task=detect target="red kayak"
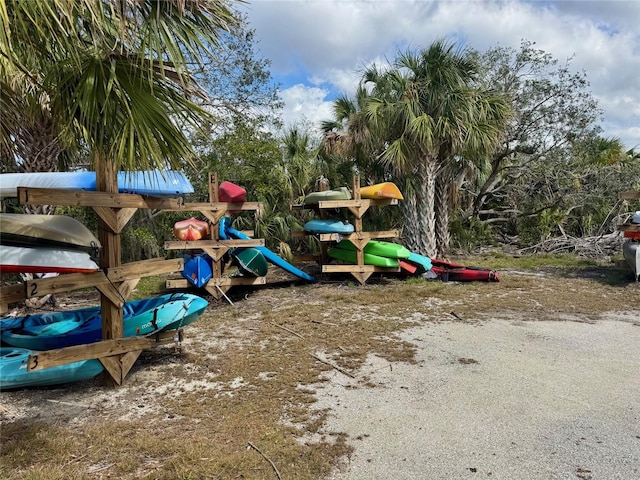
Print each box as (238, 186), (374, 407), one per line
(219, 181), (247, 203)
(173, 217), (210, 241)
(430, 258), (499, 282)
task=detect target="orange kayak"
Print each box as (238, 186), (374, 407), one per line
(173, 217), (210, 241)
(360, 182), (404, 200)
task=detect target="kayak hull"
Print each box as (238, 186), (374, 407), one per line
(304, 219), (355, 235)
(0, 293), (208, 350)
(328, 247), (400, 267)
(1, 347), (104, 390)
(219, 181), (247, 203)
(0, 170), (194, 198)
(304, 187), (351, 204)
(430, 259), (499, 282)
(182, 255), (213, 287)
(335, 240), (410, 259)
(173, 217), (210, 241)
(0, 214), (101, 254)
(360, 182), (404, 200)
(233, 248), (268, 277)
(0, 245), (100, 274)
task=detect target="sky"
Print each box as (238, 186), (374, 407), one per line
(239, 0), (640, 150)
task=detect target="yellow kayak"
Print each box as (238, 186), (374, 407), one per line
(360, 182), (404, 200)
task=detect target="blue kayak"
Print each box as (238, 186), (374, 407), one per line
(0, 293), (208, 351)
(0, 347), (104, 390)
(0, 170), (194, 198)
(219, 217), (315, 282)
(304, 218), (354, 235)
(182, 254), (213, 288)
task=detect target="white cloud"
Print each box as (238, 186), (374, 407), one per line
(243, 0), (640, 148)
(278, 84), (334, 133)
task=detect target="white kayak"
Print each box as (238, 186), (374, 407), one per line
(0, 245), (100, 274)
(622, 240), (639, 281)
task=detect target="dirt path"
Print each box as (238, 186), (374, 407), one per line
(320, 314), (640, 480)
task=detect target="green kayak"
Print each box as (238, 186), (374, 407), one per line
(335, 240), (410, 259)
(304, 187), (351, 204)
(328, 247), (399, 267)
(233, 248), (268, 277)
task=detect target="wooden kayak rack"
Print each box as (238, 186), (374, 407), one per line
(163, 172), (267, 300)
(292, 175), (401, 284)
(618, 190), (640, 234)
(0, 179), (202, 385)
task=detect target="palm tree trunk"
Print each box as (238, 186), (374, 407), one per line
(407, 155), (437, 257)
(435, 175), (450, 258)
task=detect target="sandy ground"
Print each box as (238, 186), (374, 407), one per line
(318, 314), (640, 480)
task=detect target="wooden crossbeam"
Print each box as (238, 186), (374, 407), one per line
(164, 239), (265, 250)
(618, 224), (640, 232)
(27, 329), (182, 373)
(619, 191), (640, 200)
(17, 187), (183, 209)
(0, 258), (183, 305)
(161, 201), (263, 212)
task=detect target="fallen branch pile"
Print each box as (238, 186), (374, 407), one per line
(517, 232), (625, 258)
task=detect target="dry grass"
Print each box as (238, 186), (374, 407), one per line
(1, 256), (638, 479)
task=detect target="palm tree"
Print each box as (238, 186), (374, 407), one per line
(1, 0), (236, 175)
(1, 0), (237, 340)
(361, 40), (510, 257)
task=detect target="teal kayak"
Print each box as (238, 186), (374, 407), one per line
(335, 240), (410, 259)
(0, 293), (209, 351)
(405, 252), (433, 273)
(304, 219), (354, 234)
(0, 347), (104, 390)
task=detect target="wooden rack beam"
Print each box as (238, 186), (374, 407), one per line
(619, 191), (640, 200)
(18, 187), (183, 210)
(27, 329), (182, 385)
(1, 258), (182, 307)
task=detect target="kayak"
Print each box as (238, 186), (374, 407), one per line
(0, 170), (194, 198)
(430, 259), (499, 282)
(181, 254), (213, 287)
(0, 347), (104, 390)
(398, 259), (418, 274)
(219, 181), (247, 203)
(304, 219), (354, 235)
(335, 240), (411, 259)
(0, 213), (101, 254)
(219, 217), (315, 282)
(232, 248), (268, 277)
(0, 244), (100, 274)
(173, 217), (210, 241)
(304, 187), (351, 204)
(327, 247), (400, 268)
(360, 182), (404, 200)
(622, 240), (639, 281)
(405, 252), (433, 273)
(0, 293), (208, 350)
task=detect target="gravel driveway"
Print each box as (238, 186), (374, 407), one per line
(319, 314), (640, 480)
